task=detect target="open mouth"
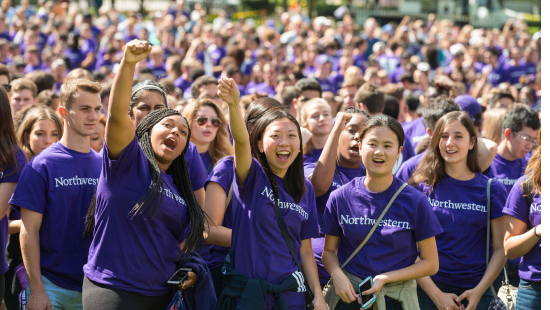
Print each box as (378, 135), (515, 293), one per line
(445, 150), (458, 155)
(350, 145), (360, 156)
(276, 151), (290, 162)
(372, 158), (385, 165)
(164, 137), (177, 152)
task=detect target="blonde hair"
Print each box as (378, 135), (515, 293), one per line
(300, 98), (332, 154)
(182, 99), (233, 166)
(482, 108), (507, 144)
(60, 79), (102, 110)
(16, 105), (63, 160)
(344, 66), (363, 80)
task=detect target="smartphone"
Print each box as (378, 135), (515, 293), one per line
(167, 268), (192, 286)
(358, 276), (376, 309)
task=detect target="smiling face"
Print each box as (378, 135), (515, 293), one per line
(131, 90), (167, 127)
(190, 105), (220, 149)
(304, 102), (332, 136)
(359, 126), (402, 178)
(28, 119), (59, 156)
(150, 115), (189, 169)
(438, 120), (475, 166)
(90, 121), (105, 153)
(258, 118), (301, 178)
(338, 113), (368, 167)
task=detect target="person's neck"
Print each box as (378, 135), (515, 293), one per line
(337, 153), (361, 169)
(194, 141), (210, 154)
(182, 72), (190, 81)
(498, 140), (519, 161)
(60, 126), (91, 153)
(444, 161), (475, 181)
(310, 133), (329, 149)
(315, 71), (328, 79)
(268, 163), (287, 179)
(405, 111), (418, 122)
(364, 172), (393, 193)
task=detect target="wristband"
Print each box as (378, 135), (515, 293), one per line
(534, 226), (541, 238)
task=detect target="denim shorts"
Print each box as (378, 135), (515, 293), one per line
(516, 279), (541, 310)
(25, 275), (82, 310)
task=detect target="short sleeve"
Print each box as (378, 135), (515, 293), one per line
(320, 190), (344, 237)
(396, 159), (416, 182)
(9, 166), (48, 214)
(303, 163), (316, 180)
(489, 179), (507, 220)
(236, 158), (261, 192)
(503, 180), (529, 223)
(185, 143), (207, 191)
(205, 157), (233, 195)
(300, 184), (319, 240)
(1, 149), (28, 183)
(103, 136), (142, 180)
(413, 194), (443, 241)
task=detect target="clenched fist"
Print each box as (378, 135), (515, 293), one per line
(123, 40), (152, 65)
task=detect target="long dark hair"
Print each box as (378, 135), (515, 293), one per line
(409, 111), (479, 188)
(249, 107), (306, 203)
(84, 109), (207, 259)
(244, 97), (284, 131)
(0, 85), (18, 177)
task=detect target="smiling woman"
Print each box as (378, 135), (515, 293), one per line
(81, 40), (208, 310)
(15, 105), (63, 160)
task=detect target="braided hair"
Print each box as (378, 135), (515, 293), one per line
(85, 108), (206, 259)
(248, 108), (306, 203)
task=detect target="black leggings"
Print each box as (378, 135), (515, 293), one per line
(82, 276), (172, 310)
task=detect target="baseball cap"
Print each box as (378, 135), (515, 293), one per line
(455, 95), (482, 122)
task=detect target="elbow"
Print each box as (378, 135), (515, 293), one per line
(428, 259), (439, 276)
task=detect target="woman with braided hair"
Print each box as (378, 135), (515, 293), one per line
(81, 40), (207, 309)
(216, 76), (328, 310)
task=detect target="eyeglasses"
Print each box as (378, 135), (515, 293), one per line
(195, 116), (221, 128)
(513, 131), (537, 146)
(2, 84), (11, 92)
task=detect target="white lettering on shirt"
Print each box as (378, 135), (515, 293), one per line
(339, 214), (411, 229)
(530, 203), (541, 213)
(261, 186), (309, 220)
(148, 181), (186, 206)
(428, 198), (487, 213)
(495, 177), (519, 186)
(54, 175), (98, 187)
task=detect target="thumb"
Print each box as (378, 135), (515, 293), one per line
(456, 292), (467, 305)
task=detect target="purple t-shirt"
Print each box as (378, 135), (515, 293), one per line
(402, 117), (428, 150)
(209, 46), (226, 66)
(84, 137), (191, 296)
(185, 142), (207, 191)
(174, 76), (192, 94)
(303, 163), (365, 284)
(200, 151), (213, 175)
(395, 152), (424, 182)
(499, 63), (528, 85)
(0, 149), (27, 275)
(246, 82), (276, 97)
(94, 58), (114, 73)
(488, 154), (529, 194)
(315, 77), (334, 93)
(204, 156), (235, 269)
(24, 63), (42, 74)
(231, 159), (318, 309)
(147, 61), (167, 80)
(10, 143), (101, 291)
(329, 73), (344, 92)
(378, 54), (401, 74)
(414, 173), (507, 288)
(502, 175), (540, 281)
(64, 47), (85, 70)
(303, 148), (323, 165)
(389, 66), (406, 84)
(321, 177), (442, 279)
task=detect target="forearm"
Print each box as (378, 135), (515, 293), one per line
(108, 61), (136, 120)
(322, 249), (343, 278)
(82, 53), (95, 67)
(505, 227), (540, 260)
(381, 257), (438, 285)
(8, 220), (21, 235)
(228, 104), (249, 147)
(311, 128), (342, 196)
(300, 241), (323, 296)
(474, 247), (506, 293)
(205, 224), (232, 247)
(20, 226), (44, 293)
(416, 276), (441, 299)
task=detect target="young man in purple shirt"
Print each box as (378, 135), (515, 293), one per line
(310, 54), (334, 93)
(147, 46), (167, 80)
(245, 63), (277, 97)
(10, 79), (103, 310)
(23, 45), (42, 74)
(388, 50), (411, 83)
(329, 56), (352, 93)
(174, 58), (201, 94)
(500, 47), (528, 85)
(377, 40), (401, 74)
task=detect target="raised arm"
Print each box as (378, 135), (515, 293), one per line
(218, 77), (251, 186)
(310, 112), (351, 196)
(105, 40), (152, 159)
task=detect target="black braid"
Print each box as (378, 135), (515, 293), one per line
(84, 109), (206, 259)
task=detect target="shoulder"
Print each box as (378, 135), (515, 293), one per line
(330, 177), (362, 201)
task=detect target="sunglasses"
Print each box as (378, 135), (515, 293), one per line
(195, 116), (221, 128)
(2, 84), (11, 92)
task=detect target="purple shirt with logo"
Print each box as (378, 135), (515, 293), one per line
(10, 143), (101, 291)
(321, 176), (442, 279)
(488, 154), (529, 194)
(402, 117), (428, 150)
(502, 175), (540, 281)
(414, 173), (507, 288)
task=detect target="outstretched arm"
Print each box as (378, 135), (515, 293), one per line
(105, 40), (152, 159)
(218, 77), (251, 186)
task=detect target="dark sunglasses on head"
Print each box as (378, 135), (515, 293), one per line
(195, 116), (221, 128)
(2, 84), (11, 92)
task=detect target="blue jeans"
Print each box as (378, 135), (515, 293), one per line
(516, 279), (541, 310)
(210, 265), (226, 299)
(25, 275), (82, 310)
(417, 280), (494, 309)
(335, 298), (403, 310)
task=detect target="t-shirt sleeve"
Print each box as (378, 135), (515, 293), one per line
(413, 194), (443, 241)
(300, 183), (319, 240)
(1, 150), (28, 183)
(205, 158), (233, 195)
(320, 190), (343, 237)
(502, 180), (529, 223)
(185, 144), (207, 191)
(9, 166), (48, 214)
(103, 136), (142, 180)
(396, 160), (415, 182)
(489, 179), (507, 220)
(303, 163), (316, 180)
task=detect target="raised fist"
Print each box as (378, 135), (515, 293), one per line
(123, 40), (152, 65)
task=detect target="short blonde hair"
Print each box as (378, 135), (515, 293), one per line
(60, 79), (102, 110)
(64, 68), (93, 83)
(10, 78), (37, 98)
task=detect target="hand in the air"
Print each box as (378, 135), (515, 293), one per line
(217, 76), (240, 108)
(123, 40), (152, 65)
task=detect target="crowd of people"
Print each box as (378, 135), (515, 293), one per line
(0, 0), (542, 309)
